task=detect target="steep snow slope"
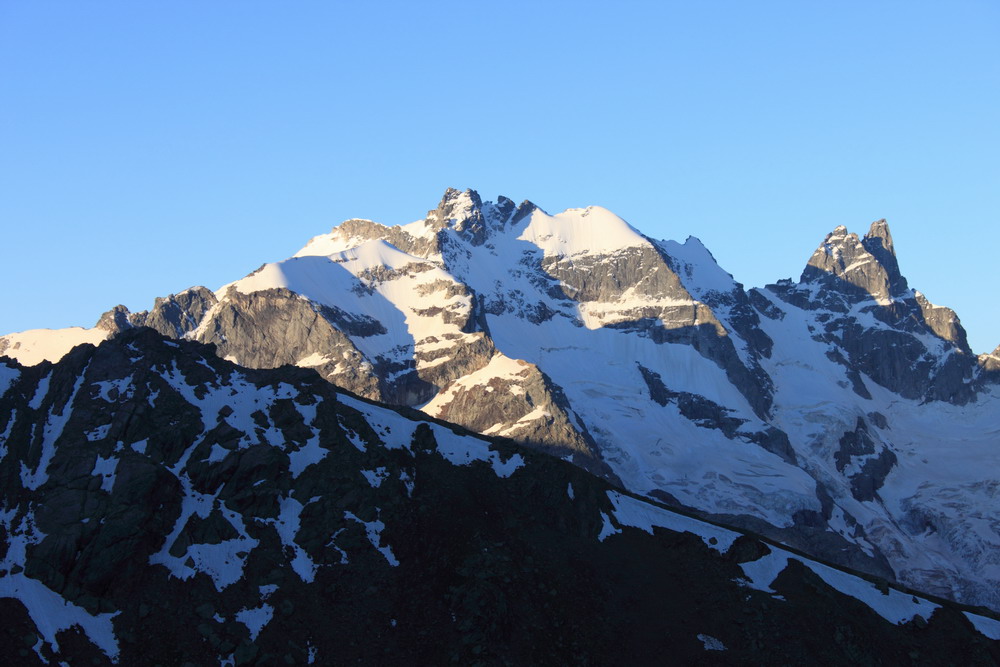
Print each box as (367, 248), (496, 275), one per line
(753, 282), (1000, 607)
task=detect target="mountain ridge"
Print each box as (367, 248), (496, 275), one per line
(4, 187), (1000, 614)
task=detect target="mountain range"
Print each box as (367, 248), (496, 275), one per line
(3, 188), (1000, 663)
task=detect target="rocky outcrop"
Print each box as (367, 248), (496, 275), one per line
(915, 291), (970, 352)
(637, 364), (794, 464)
(770, 220), (979, 405)
(424, 354), (614, 479)
(979, 345), (1000, 373)
(540, 244), (775, 419)
(95, 304), (133, 334)
(130, 286), (218, 338)
(834, 418), (897, 502)
(191, 287), (391, 402)
(96, 288), (219, 338)
(801, 221), (909, 305)
(333, 218), (442, 258)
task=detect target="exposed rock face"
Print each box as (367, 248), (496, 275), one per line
(131, 286), (218, 338)
(97, 288), (220, 338)
(800, 221), (908, 304)
(194, 287), (388, 402)
(915, 291), (970, 352)
(1, 330), (998, 665)
(330, 218), (442, 258)
(979, 345), (1000, 372)
(637, 363), (794, 464)
(423, 354), (614, 478)
(834, 418), (897, 502)
(542, 244), (775, 419)
(768, 219), (979, 405)
(95, 304), (132, 334)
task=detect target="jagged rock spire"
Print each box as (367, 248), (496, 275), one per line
(424, 188), (488, 244)
(862, 219), (907, 297)
(427, 188), (483, 226)
(424, 188), (538, 245)
(801, 220), (908, 302)
(864, 219), (895, 256)
(95, 304), (133, 333)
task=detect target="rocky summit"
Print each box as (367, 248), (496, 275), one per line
(4, 188), (1000, 663)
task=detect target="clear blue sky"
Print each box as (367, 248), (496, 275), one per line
(2, 2), (998, 351)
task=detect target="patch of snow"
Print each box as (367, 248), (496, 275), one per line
(0, 408), (15, 459)
(337, 394), (418, 451)
(92, 377), (132, 403)
(659, 236), (738, 295)
(738, 550), (791, 594)
(92, 454), (118, 493)
(697, 634), (726, 651)
(361, 467), (390, 488)
(296, 352), (334, 368)
(430, 423), (525, 478)
(518, 206), (648, 257)
(182, 509), (257, 591)
(597, 512), (621, 541)
(326, 529), (350, 565)
(421, 353), (532, 417)
(149, 437), (258, 591)
(490, 407), (552, 438)
(235, 603), (274, 641)
(0, 327), (108, 366)
(399, 470), (414, 497)
(262, 496), (318, 583)
(738, 545), (939, 624)
(21, 368), (87, 490)
(288, 434), (326, 478)
(29, 373), (50, 409)
(85, 424), (111, 442)
(964, 612), (1000, 640)
(607, 491), (738, 553)
(345, 511), (399, 567)
(808, 556), (940, 624)
(206, 444), (229, 463)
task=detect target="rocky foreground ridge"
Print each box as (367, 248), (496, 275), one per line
(1, 330), (999, 665)
(4, 188), (1000, 616)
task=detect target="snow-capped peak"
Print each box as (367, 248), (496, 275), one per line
(518, 205), (648, 258)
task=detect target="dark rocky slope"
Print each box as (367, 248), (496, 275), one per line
(1, 330), (999, 665)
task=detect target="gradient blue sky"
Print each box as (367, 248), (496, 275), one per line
(2, 2), (998, 351)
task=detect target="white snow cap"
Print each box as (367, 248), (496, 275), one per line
(518, 206), (648, 257)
